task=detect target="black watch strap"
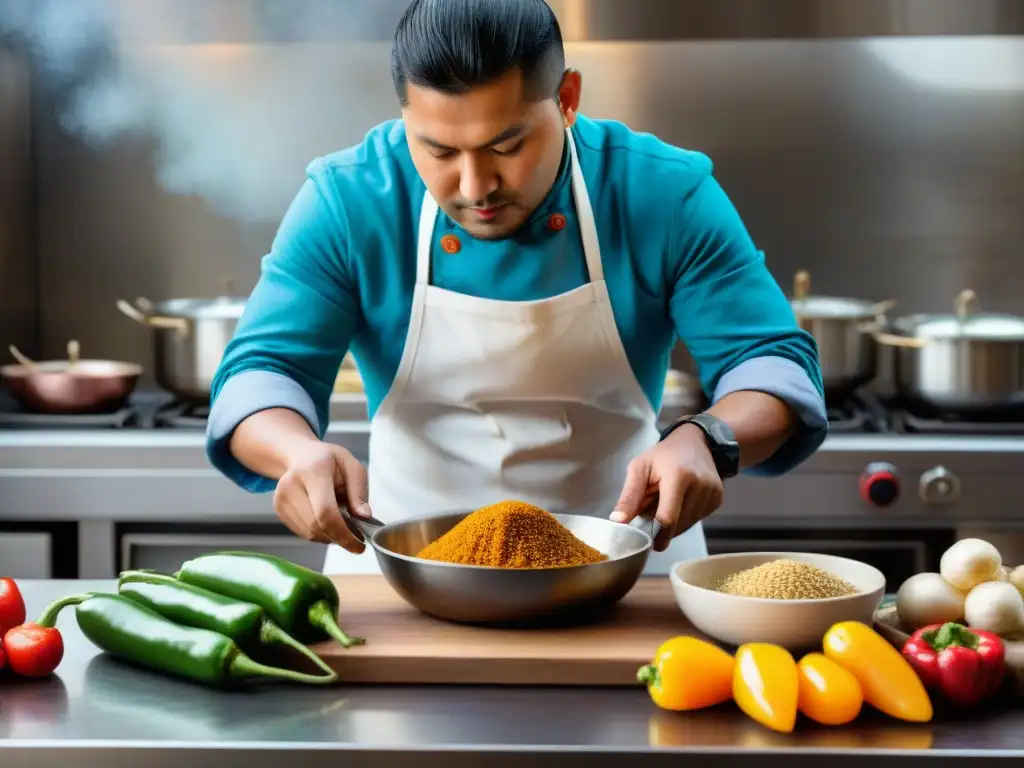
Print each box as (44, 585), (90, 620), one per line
(659, 413), (740, 479)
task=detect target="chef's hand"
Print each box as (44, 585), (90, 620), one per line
(609, 425), (724, 552)
(273, 442), (373, 555)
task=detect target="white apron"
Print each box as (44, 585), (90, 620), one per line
(323, 128), (707, 576)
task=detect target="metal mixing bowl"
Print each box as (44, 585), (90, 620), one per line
(343, 509), (656, 626)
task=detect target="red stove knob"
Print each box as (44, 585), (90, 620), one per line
(860, 462), (900, 507)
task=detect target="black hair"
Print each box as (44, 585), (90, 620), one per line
(391, 0), (565, 105)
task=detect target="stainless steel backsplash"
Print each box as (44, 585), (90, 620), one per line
(1, 5), (1021, 383)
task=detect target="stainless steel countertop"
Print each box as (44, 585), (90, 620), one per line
(3, 580), (1024, 768)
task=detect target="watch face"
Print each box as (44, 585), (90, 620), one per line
(696, 415), (739, 478)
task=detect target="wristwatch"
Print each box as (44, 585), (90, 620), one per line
(659, 413), (740, 480)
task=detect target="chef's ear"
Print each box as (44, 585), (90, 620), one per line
(556, 68), (582, 127)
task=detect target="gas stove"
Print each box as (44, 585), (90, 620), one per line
(0, 391), (204, 430)
(0, 390), (371, 430)
(1, 386), (1023, 585)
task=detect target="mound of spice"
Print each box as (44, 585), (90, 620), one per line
(416, 500), (608, 569)
(712, 559), (857, 600)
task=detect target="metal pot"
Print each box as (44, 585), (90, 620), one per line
(789, 270), (896, 398)
(1, 340), (142, 414)
(875, 289), (1024, 413)
(117, 296), (246, 403)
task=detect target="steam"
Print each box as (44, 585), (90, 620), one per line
(0, 0), (406, 222)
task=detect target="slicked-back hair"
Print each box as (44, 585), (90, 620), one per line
(392, 0), (566, 105)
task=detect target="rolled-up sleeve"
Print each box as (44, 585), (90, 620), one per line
(206, 171), (360, 493)
(669, 175), (827, 476)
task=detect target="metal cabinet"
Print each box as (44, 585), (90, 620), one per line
(119, 533), (327, 574)
(0, 532), (53, 578)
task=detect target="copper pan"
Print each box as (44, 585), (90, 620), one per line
(1, 340), (143, 414)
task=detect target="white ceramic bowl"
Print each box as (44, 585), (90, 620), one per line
(669, 551), (886, 651)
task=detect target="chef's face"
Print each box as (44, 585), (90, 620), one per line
(403, 68), (582, 240)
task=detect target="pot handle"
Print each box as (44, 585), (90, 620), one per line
(955, 289), (978, 321)
(793, 269), (811, 300)
(873, 331), (929, 348)
(116, 299), (190, 335)
(870, 299), (898, 315)
(339, 505), (387, 547)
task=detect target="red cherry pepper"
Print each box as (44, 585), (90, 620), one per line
(0, 638), (6, 671)
(0, 577), (27, 636)
(2, 594), (75, 678)
(902, 622), (1005, 708)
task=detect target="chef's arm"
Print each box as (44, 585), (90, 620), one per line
(206, 176), (358, 492)
(669, 176), (827, 476)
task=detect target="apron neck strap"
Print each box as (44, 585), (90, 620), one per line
(565, 126), (604, 283)
(414, 126), (604, 286)
(416, 192), (440, 286)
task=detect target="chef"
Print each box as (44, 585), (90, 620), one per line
(205, 0), (827, 575)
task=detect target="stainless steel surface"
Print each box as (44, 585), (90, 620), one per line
(0, 533), (52, 578)
(884, 290), (1024, 411)
(117, 297), (246, 402)
(347, 510), (654, 625)
(13, 0), (1024, 44)
(548, 0), (1024, 39)
(2, 579), (1024, 768)
(0, 43), (35, 360)
(121, 532), (326, 574)
(1, 339), (143, 413)
(789, 269), (893, 396)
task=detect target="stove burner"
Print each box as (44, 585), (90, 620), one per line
(826, 390), (890, 434)
(897, 409), (1024, 436)
(0, 390), (138, 429)
(153, 401), (210, 430)
(0, 404), (138, 429)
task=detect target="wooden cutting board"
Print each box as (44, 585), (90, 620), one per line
(306, 575), (702, 685)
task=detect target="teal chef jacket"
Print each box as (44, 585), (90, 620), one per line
(207, 114), (827, 493)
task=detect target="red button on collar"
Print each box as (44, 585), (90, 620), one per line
(548, 213), (567, 232)
(440, 234), (461, 254)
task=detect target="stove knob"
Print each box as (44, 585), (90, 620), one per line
(919, 466), (962, 505)
(860, 462), (900, 507)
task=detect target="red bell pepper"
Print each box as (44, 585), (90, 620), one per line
(0, 577), (26, 636)
(901, 622), (1005, 708)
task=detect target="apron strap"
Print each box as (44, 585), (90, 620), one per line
(566, 128), (605, 283)
(416, 191), (439, 286)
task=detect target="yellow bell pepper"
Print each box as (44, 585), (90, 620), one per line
(637, 636), (735, 711)
(822, 621), (933, 723)
(797, 652), (864, 726)
(733, 643), (799, 733)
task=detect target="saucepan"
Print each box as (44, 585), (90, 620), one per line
(340, 507), (658, 626)
(117, 295), (247, 403)
(788, 270), (896, 398)
(1, 340), (143, 414)
(874, 288), (1024, 413)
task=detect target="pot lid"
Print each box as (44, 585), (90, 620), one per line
(154, 297), (247, 320)
(788, 270), (890, 319)
(893, 289), (1024, 341)
(899, 313), (1024, 340)
(791, 295), (881, 319)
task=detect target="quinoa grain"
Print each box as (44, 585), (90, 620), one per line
(712, 559), (857, 600)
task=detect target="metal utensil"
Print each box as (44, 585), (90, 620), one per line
(340, 508), (657, 626)
(875, 288), (1024, 413)
(789, 270), (896, 398)
(1, 340), (143, 414)
(117, 295), (246, 403)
